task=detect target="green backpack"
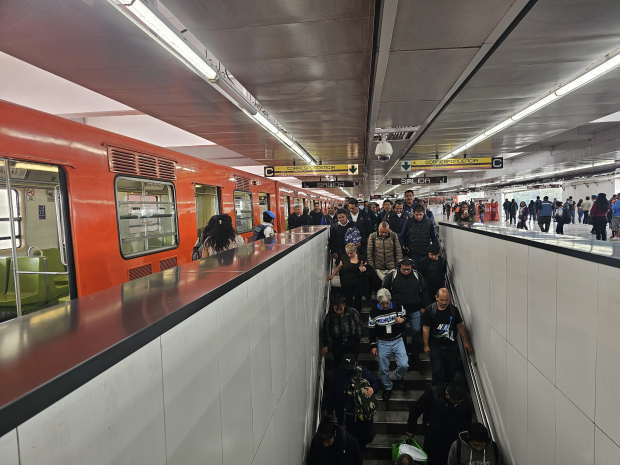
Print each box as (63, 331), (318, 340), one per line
(345, 366), (379, 421)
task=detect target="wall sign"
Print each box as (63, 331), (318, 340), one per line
(26, 188), (35, 201)
(400, 157), (503, 171)
(386, 176), (447, 185)
(38, 205), (46, 220)
(301, 181), (360, 188)
(265, 164), (358, 177)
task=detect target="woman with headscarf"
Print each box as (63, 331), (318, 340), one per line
(202, 214), (245, 257)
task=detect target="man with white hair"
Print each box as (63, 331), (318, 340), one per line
(368, 288), (408, 401)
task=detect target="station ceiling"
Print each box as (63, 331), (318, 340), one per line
(1, 0), (620, 198)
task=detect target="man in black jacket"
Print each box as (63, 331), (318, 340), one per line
(418, 243), (447, 301)
(347, 198), (370, 249)
(321, 296), (362, 366)
(329, 209), (353, 263)
(382, 258), (430, 371)
(406, 381), (471, 465)
(307, 421), (363, 465)
(297, 207), (313, 227)
(399, 205), (438, 268)
(288, 205), (301, 230)
(502, 199), (511, 222)
(387, 202), (406, 237)
(321, 204), (337, 226)
(310, 202), (324, 225)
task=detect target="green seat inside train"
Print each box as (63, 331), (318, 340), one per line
(0, 257), (48, 307)
(0, 257), (11, 295)
(41, 248), (69, 288)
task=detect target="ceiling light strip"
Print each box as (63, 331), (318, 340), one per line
(441, 49), (620, 160)
(110, 0), (317, 165)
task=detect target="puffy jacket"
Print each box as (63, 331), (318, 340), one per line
(366, 231), (403, 270)
(399, 217), (437, 256)
(322, 307), (363, 347)
(447, 432), (504, 465)
(538, 200), (553, 217)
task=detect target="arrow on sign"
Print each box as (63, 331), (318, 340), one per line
(349, 165), (357, 174)
(402, 162), (411, 171)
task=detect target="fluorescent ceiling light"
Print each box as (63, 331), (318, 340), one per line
(556, 53), (620, 96)
(275, 131), (294, 147)
(592, 160), (615, 167)
(293, 145), (306, 157)
(13, 162), (58, 172)
(464, 134), (487, 148)
(440, 154), (452, 160)
(253, 113), (278, 134)
(120, 0), (217, 81)
(452, 146), (467, 156)
(484, 118), (513, 137)
(511, 93), (559, 121)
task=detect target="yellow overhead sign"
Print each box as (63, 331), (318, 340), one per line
(400, 157), (503, 171)
(264, 164), (359, 177)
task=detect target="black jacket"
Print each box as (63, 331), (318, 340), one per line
(368, 301), (407, 346)
(288, 213), (300, 230)
(322, 307), (363, 347)
(297, 213), (313, 227)
(307, 425), (363, 465)
(329, 222), (353, 255)
(418, 255), (447, 296)
(387, 212), (406, 237)
(407, 385), (471, 451)
(399, 217), (437, 256)
(325, 364), (379, 424)
(322, 213), (337, 226)
(348, 212), (370, 243)
(310, 210), (324, 225)
(382, 269), (430, 314)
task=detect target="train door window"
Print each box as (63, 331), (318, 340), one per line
(294, 197), (300, 209)
(0, 160), (74, 322)
(195, 185), (220, 239)
(116, 177), (178, 258)
(259, 193), (270, 215)
(284, 196), (290, 218)
(234, 191), (253, 233)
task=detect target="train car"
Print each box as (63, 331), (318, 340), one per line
(0, 99), (338, 320)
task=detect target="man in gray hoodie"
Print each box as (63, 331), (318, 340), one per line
(447, 423), (504, 465)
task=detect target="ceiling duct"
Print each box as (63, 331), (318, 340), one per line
(373, 126), (419, 142)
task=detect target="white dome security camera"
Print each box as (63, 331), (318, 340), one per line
(375, 134), (393, 162)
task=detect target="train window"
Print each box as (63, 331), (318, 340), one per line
(294, 197), (300, 208)
(234, 190), (253, 233)
(284, 196), (290, 218)
(259, 193), (270, 215)
(0, 190), (21, 250)
(115, 177), (178, 258)
(195, 185), (220, 238)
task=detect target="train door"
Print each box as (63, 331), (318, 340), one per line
(0, 159), (74, 322)
(194, 185), (220, 239)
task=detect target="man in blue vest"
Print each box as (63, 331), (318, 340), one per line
(537, 196), (554, 232)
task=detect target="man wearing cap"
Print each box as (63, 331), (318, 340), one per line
(252, 211), (276, 241)
(324, 353), (378, 452)
(368, 288), (408, 401)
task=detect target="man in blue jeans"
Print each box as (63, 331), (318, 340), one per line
(422, 289), (473, 386)
(369, 288), (409, 401)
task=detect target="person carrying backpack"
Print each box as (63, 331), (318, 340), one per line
(192, 215), (219, 260)
(554, 201), (570, 235)
(251, 211), (276, 242)
(324, 354), (379, 452)
(447, 423), (504, 465)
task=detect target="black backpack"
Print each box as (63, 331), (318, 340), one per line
(430, 302), (458, 320)
(251, 224), (269, 242)
(191, 237), (204, 261)
(457, 437), (499, 462)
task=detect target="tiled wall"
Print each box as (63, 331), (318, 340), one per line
(0, 232), (328, 465)
(442, 226), (620, 465)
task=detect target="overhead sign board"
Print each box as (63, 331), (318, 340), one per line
(400, 157), (503, 171)
(265, 164), (359, 177)
(386, 176), (447, 185)
(302, 181), (360, 188)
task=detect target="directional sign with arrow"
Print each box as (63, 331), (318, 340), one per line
(400, 161), (411, 171)
(348, 164), (358, 174)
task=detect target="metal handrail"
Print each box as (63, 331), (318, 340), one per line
(314, 245), (333, 430)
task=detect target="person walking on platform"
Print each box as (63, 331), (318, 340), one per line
(403, 190), (416, 218)
(577, 199), (584, 223)
(555, 201), (570, 235)
(310, 202), (324, 225)
(296, 207), (313, 227)
(405, 381), (471, 465)
(477, 200), (486, 224)
(327, 243), (367, 313)
(502, 199), (511, 222)
(367, 202), (379, 233)
(324, 354), (378, 452)
(535, 195), (542, 220)
(367, 222), (403, 281)
(447, 423), (504, 465)
(202, 214), (245, 257)
(565, 196), (576, 224)
(418, 244), (447, 301)
(307, 421), (363, 465)
(380, 199), (393, 222)
(509, 199), (518, 226)
(581, 197), (591, 226)
(537, 196), (553, 232)
(517, 201), (529, 230)
(399, 204), (438, 267)
(288, 205), (301, 230)
(382, 258), (430, 372)
(387, 202), (407, 236)
(329, 209), (353, 262)
(611, 194), (620, 240)
(321, 296), (362, 367)
(252, 211), (276, 242)
(528, 200), (536, 222)
(446, 203), (452, 221)
(591, 193), (610, 241)
(347, 198), (370, 250)
(321, 204), (337, 226)
(423, 289), (472, 386)
(369, 289), (408, 401)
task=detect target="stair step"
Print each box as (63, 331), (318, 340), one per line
(324, 352), (430, 371)
(324, 370), (432, 392)
(363, 434), (425, 461)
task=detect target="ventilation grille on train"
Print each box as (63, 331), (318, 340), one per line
(235, 176), (250, 190)
(108, 146), (177, 180)
(159, 257), (177, 271)
(128, 264), (152, 281)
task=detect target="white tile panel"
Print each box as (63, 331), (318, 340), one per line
(247, 271), (274, 455)
(476, 235), (491, 323)
(284, 254), (299, 374)
(253, 417), (275, 465)
(506, 241), (528, 357)
(273, 381), (291, 465)
(594, 427), (620, 465)
(216, 283), (254, 465)
(595, 264), (620, 446)
(527, 249), (557, 383)
(556, 255), (598, 420)
(488, 327), (507, 446)
(556, 390), (594, 465)
(527, 363), (556, 465)
(489, 237), (507, 338)
(505, 343), (528, 465)
(18, 339), (166, 465)
(268, 253), (288, 407)
(0, 430), (19, 465)
(161, 300), (223, 465)
(465, 232), (478, 312)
